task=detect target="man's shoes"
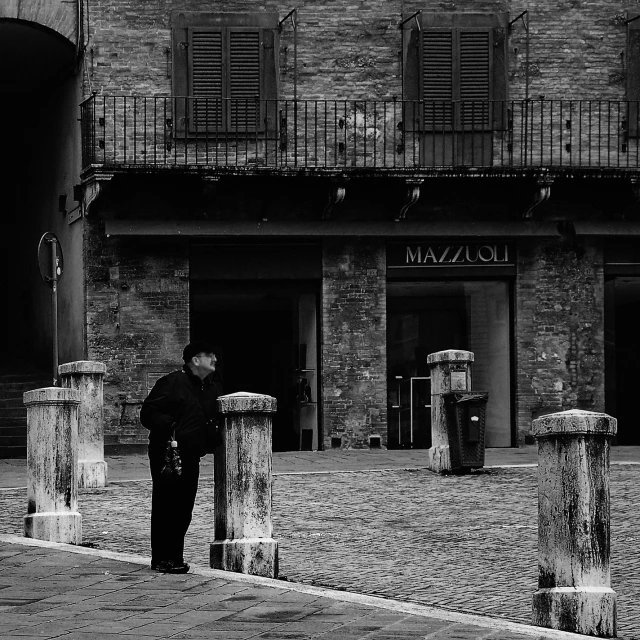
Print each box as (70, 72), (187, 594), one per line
(151, 560), (190, 574)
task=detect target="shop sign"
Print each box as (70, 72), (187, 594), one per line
(389, 243), (514, 268)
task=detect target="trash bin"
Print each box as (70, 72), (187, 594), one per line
(443, 391), (489, 471)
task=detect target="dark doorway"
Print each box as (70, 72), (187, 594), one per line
(387, 292), (466, 449)
(191, 283), (319, 451)
(387, 280), (512, 449)
(605, 277), (640, 445)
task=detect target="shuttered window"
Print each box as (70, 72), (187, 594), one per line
(421, 28), (492, 130)
(188, 27), (262, 132)
(172, 12), (279, 134)
(404, 13), (508, 132)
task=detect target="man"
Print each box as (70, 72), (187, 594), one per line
(140, 341), (223, 573)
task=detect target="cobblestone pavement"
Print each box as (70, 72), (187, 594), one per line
(1, 465), (638, 638)
(2, 446), (639, 488)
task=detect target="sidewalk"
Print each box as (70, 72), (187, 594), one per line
(0, 534), (592, 639)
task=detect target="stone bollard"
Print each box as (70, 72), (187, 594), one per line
(59, 361), (107, 488)
(427, 350), (474, 473)
(23, 388), (82, 544)
(532, 410), (617, 637)
(211, 392), (278, 578)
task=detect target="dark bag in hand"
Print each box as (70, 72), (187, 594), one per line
(161, 434), (182, 478)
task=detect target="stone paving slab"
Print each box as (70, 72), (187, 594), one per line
(1, 464), (638, 638)
(0, 536), (598, 639)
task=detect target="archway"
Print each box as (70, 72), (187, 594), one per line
(0, 19), (81, 368)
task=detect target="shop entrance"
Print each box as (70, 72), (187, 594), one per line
(605, 277), (640, 445)
(387, 280), (512, 448)
(191, 282), (319, 452)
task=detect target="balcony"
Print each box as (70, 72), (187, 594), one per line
(80, 95), (640, 179)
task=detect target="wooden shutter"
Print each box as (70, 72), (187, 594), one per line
(189, 28), (224, 131)
(408, 14), (508, 133)
(228, 29), (261, 131)
(491, 26), (508, 130)
(261, 28), (278, 135)
(422, 31), (454, 129)
(628, 14), (640, 137)
(421, 29), (492, 131)
(402, 27), (421, 132)
(172, 21), (189, 133)
(458, 30), (490, 129)
(172, 12), (279, 135)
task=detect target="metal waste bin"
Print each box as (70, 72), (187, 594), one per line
(443, 391), (489, 471)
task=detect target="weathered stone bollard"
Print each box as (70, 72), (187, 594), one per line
(59, 361), (107, 488)
(211, 392), (278, 578)
(427, 350), (474, 473)
(23, 387), (82, 544)
(532, 410), (617, 637)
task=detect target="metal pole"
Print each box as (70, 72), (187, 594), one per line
(49, 238), (59, 386)
(293, 9), (298, 104)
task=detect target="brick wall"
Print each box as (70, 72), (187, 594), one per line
(322, 239), (387, 449)
(84, 217), (190, 445)
(515, 238), (605, 442)
(86, 0), (634, 102)
(82, 1), (640, 172)
(505, 1), (632, 101)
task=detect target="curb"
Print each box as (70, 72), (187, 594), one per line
(2, 461), (640, 490)
(0, 533), (590, 639)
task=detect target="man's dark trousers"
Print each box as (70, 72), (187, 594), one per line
(149, 445), (201, 565)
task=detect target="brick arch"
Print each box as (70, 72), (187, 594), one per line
(0, 0), (76, 45)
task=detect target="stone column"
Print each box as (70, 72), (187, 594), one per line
(427, 350), (474, 473)
(211, 392), (278, 578)
(59, 361), (107, 488)
(532, 410), (617, 637)
(23, 387), (82, 544)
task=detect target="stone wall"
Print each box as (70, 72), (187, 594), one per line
(0, 0), (77, 44)
(322, 240), (387, 449)
(515, 238), (605, 442)
(84, 217), (190, 445)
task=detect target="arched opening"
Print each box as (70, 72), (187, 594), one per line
(0, 20), (83, 375)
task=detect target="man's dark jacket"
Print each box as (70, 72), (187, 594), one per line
(140, 366), (223, 456)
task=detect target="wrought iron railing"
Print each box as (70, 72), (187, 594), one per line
(80, 95), (640, 173)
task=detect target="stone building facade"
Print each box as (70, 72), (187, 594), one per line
(2, 0), (640, 454)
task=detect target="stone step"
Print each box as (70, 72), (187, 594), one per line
(0, 374), (52, 458)
(0, 381), (52, 395)
(0, 424), (27, 437)
(0, 445), (26, 458)
(0, 373), (52, 382)
(0, 433), (27, 447)
(0, 398), (24, 409)
(0, 416), (27, 433)
(0, 407), (27, 418)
